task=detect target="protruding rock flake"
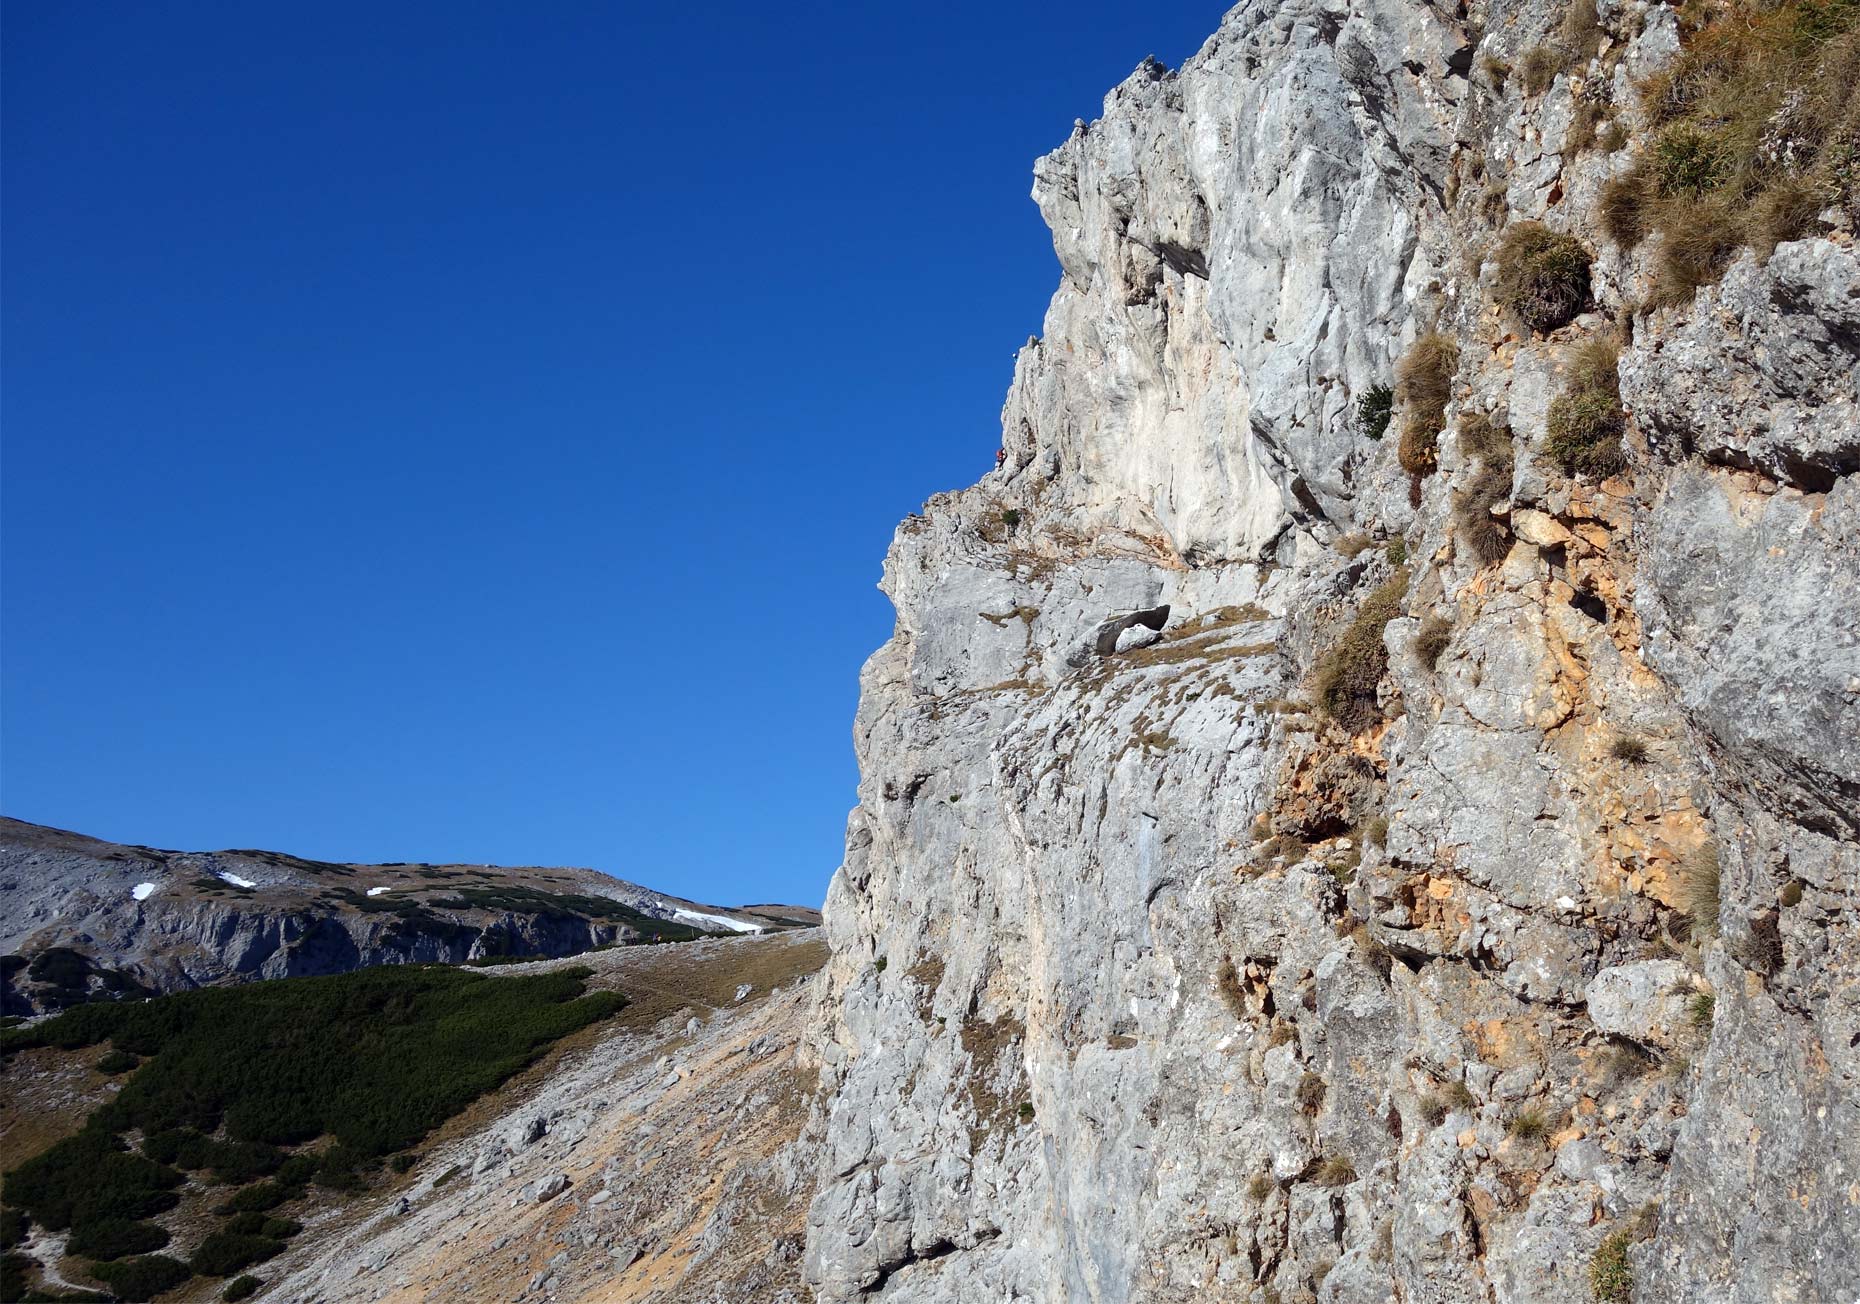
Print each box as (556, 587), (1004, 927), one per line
(797, 1), (1860, 1301)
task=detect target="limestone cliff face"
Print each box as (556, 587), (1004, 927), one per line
(798, 1), (1859, 1300)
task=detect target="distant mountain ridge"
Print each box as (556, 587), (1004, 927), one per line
(0, 818), (820, 1015)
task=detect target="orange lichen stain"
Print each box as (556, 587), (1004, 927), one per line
(1551, 1126), (1584, 1147)
(1458, 1128), (1479, 1148)
(1470, 1186), (1501, 1224)
(1427, 877), (1457, 901)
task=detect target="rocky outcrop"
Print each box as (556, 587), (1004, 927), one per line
(797, 1), (1859, 1301)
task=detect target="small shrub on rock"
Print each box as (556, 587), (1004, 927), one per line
(1507, 1109), (1549, 1140)
(1590, 1229), (1635, 1301)
(223, 1276), (263, 1302)
(1247, 1173), (1274, 1200)
(1457, 465), (1515, 563)
(1546, 390), (1627, 475)
(1356, 384), (1394, 440)
(1589, 1207), (1658, 1304)
(1457, 412), (1512, 464)
(1312, 1156), (1357, 1187)
(1598, 167), (1656, 248)
(1493, 223), (1592, 333)
(1653, 121), (1738, 197)
(1455, 411), (1516, 563)
(1295, 1073), (1327, 1113)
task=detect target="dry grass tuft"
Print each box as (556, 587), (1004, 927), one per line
(1458, 412), (1512, 463)
(1415, 616), (1453, 670)
(1312, 1155), (1358, 1187)
(1520, 44), (1563, 95)
(1454, 412), (1515, 564)
(1507, 1108), (1550, 1140)
(1682, 842), (1723, 940)
(1545, 335), (1626, 477)
(1295, 1072), (1328, 1113)
(1395, 333), (1459, 475)
(1493, 222), (1593, 333)
(1312, 569), (1411, 733)
(1610, 734), (1650, 763)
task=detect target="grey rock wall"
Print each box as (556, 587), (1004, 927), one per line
(799, 0), (1860, 1300)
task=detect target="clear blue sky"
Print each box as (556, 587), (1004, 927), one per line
(2, 1), (1227, 907)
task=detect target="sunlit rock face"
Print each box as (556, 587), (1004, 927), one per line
(797, 0), (1860, 1300)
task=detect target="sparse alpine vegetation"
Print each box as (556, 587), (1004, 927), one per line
(1596, 0), (1860, 304)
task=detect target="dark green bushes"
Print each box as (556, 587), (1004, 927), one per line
(223, 1276), (263, 1302)
(88, 1255), (190, 1300)
(3, 1131), (184, 1230)
(3, 965), (623, 1301)
(3, 965), (624, 1156)
(191, 1230), (285, 1277)
(64, 1218), (170, 1260)
(94, 1050), (138, 1075)
(1493, 223), (1592, 332)
(142, 1132), (283, 1184)
(221, 1212), (297, 1239)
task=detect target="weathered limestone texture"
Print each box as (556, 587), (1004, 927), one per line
(799, 0), (1860, 1300)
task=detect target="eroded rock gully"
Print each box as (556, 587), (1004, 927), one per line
(792, 0), (1859, 1300)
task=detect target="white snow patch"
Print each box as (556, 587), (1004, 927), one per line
(217, 871), (258, 889)
(367, 886), (392, 897)
(666, 903), (764, 935)
(132, 882), (157, 901)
